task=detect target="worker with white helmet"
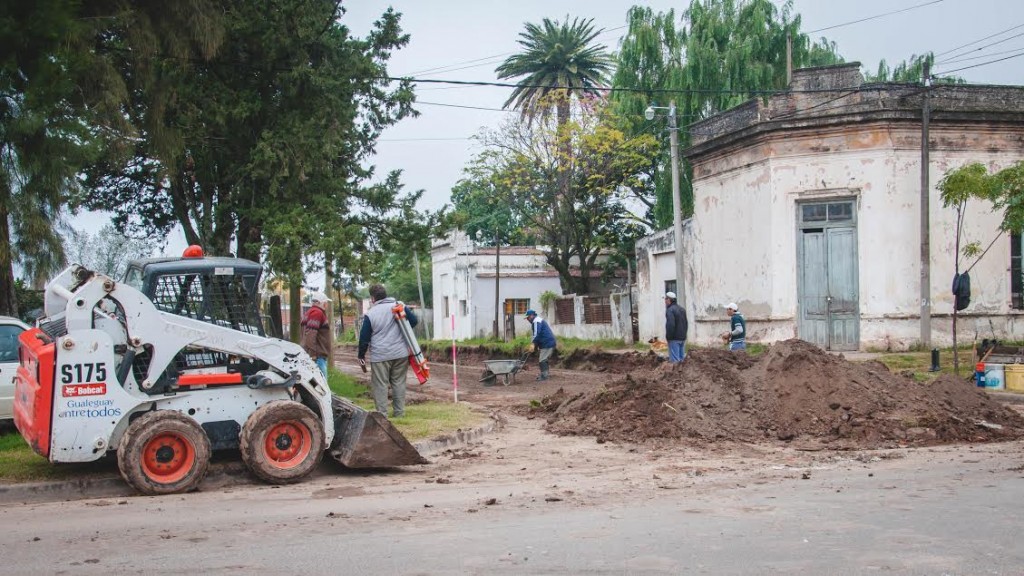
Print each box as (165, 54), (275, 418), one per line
(720, 302), (746, 351)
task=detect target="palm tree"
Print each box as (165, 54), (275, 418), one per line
(495, 17), (613, 125)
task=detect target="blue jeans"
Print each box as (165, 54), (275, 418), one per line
(729, 341), (746, 351)
(315, 356), (328, 377)
(668, 340), (686, 362)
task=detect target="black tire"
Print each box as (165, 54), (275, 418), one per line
(239, 400), (324, 484)
(117, 411), (211, 496)
(479, 369), (497, 387)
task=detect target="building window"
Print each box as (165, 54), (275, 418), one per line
(664, 280), (677, 296)
(443, 296), (450, 318)
(1012, 233), (1023, 309)
(504, 299), (530, 315)
(554, 298), (575, 324)
(583, 296), (612, 324)
(800, 200), (856, 225)
(460, 300), (468, 316)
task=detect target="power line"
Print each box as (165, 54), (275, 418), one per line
(938, 45), (1024, 66)
(417, 101), (510, 112)
(379, 137), (472, 142)
(806, 0), (944, 34)
(399, 24), (627, 78)
(404, 53), (511, 77)
(935, 22), (1024, 58)
(935, 31), (1024, 64)
(933, 49), (1024, 75)
(394, 76), (899, 96)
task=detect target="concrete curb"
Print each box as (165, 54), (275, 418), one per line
(0, 419), (497, 506)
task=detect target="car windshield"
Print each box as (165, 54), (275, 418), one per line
(0, 324), (24, 362)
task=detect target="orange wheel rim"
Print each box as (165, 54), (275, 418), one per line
(263, 421), (312, 469)
(142, 432), (195, 483)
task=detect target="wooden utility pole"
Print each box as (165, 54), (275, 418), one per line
(668, 101), (685, 311)
(324, 259), (334, 362)
(920, 62), (932, 348)
(786, 32), (793, 86)
(493, 241), (500, 340)
(414, 249), (430, 339)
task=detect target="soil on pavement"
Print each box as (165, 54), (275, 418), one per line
(340, 340), (1024, 451)
(330, 341), (1024, 513)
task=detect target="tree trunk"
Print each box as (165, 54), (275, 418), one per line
(289, 283), (302, 344)
(0, 193), (19, 317)
(235, 218), (262, 261)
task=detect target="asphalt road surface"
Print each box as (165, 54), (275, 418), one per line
(1, 427), (1022, 575)
(3, 349), (1022, 574)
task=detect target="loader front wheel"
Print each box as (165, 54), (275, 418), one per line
(118, 411), (211, 496)
(240, 401), (324, 484)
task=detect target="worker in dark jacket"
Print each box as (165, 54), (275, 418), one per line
(357, 284), (418, 418)
(664, 291), (688, 362)
(525, 309), (556, 381)
(301, 292), (331, 376)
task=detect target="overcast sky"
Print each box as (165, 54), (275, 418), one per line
(74, 0), (1024, 259)
(342, 0), (1024, 214)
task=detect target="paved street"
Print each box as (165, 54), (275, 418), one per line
(2, 428), (1022, 575)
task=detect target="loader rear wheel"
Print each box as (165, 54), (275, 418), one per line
(240, 401), (324, 484)
(118, 411), (211, 496)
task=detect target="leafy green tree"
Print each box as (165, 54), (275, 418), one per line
(451, 153), (536, 248)
(370, 251), (432, 306)
(83, 4), (419, 272)
(78, 3), (431, 338)
(13, 279), (43, 323)
(864, 53), (964, 84)
(611, 0), (843, 228)
(940, 161), (1024, 234)
(0, 0), (222, 316)
(459, 99), (655, 294)
(495, 17), (613, 125)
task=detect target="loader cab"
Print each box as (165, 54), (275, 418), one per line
(124, 252), (266, 337)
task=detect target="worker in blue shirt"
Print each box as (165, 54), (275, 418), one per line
(525, 309), (556, 381)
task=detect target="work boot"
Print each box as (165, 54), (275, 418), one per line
(536, 374), (549, 381)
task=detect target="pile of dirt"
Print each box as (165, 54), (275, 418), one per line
(558, 349), (664, 374)
(537, 339), (1024, 449)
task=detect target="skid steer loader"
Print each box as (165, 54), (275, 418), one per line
(13, 248), (426, 496)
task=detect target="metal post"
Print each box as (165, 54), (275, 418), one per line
(920, 62), (932, 348)
(668, 101), (686, 311)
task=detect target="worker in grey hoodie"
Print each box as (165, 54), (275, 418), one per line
(357, 284), (418, 418)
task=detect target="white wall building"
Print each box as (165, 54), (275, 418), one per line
(637, 64), (1024, 351)
(430, 231), (562, 341)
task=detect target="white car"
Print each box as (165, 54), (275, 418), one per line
(0, 316), (30, 422)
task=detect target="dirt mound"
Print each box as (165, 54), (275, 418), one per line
(539, 339), (1024, 449)
(557, 349), (664, 374)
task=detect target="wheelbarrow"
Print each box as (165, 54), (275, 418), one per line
(479, 354), (529, 387)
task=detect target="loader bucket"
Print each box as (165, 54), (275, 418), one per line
(328, 395), (429, 468)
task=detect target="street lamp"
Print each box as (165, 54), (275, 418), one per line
(645, 101), (685, 310)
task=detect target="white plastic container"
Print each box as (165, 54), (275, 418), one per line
(984, 363), (1005, 390)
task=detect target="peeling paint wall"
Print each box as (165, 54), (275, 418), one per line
(668, 65), (1024, 350)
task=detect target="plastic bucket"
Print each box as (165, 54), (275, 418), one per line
(984, 364), (1005, 390)
(975, 362), (986, 388)
(1005, 365), (1024, 393)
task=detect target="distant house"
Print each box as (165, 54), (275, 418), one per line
(431, 231), (633, 341)
(637, 63), (1024, 351)
(431, 231), (562, 340)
